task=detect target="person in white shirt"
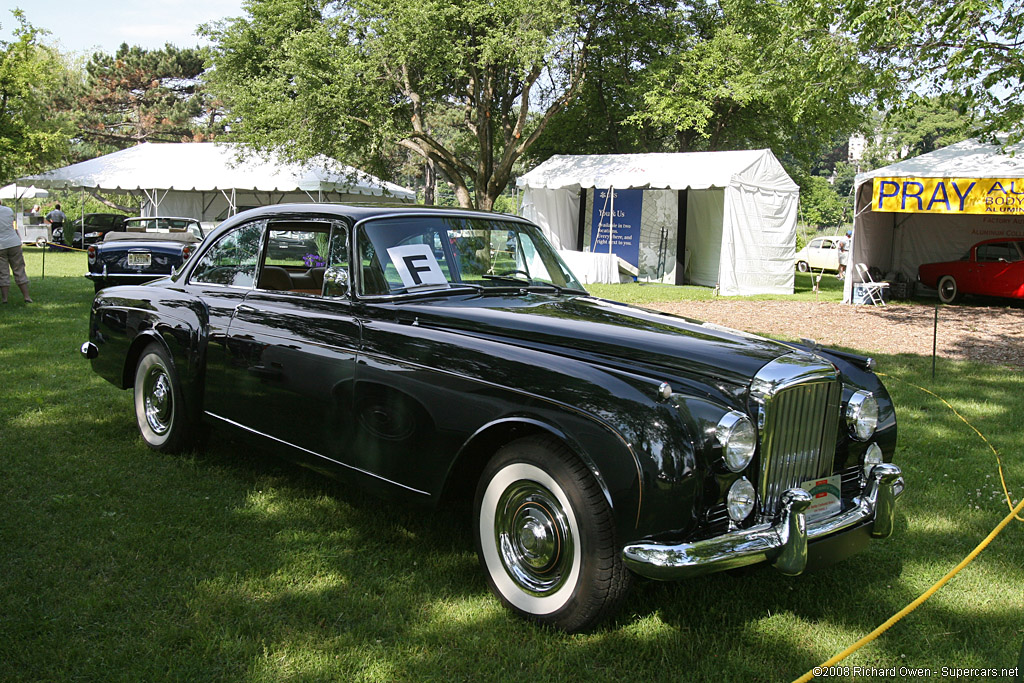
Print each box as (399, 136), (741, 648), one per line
(0, 199), (32, 304)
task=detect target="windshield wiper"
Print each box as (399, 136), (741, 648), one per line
(381, 282), (484, 300)
(480, 274), (533, 286)
(538, 282), (589, 295)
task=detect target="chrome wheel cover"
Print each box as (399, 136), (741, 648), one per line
(142, 363), (173, 435)
(495, 480), (574, 596)
(479, 462), (582, 615)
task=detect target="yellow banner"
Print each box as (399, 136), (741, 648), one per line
(872, 177), (1024, 215)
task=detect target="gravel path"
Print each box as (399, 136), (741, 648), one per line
(647, 300), (1024, 370)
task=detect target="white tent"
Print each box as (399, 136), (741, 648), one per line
(0, 184), (49, 200)
(847, 138), (1024, 302)
(517, 150), (799, 295)
(18, 142), (415, 224)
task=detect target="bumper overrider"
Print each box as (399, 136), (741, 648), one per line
(623, 463), (904, 580)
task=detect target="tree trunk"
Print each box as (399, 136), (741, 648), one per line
(423, 158), (436, 205)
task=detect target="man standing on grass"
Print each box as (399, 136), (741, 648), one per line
(0, 199), (33, 304)
(46, 203), (67, 246)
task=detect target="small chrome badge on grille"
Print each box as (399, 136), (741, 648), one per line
(800, 474), (842, 520)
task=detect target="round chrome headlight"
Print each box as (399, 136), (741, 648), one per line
(846, 390), (878, 441)
(727, 477), (756, 521)
(716, 410), (757, 472)
(863, 442), (884, 478)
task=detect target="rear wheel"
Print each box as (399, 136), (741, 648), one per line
(133, 342), (195, 453)
(474, 436), (632, 632)
(937, 274), (960, 304)
(796, 260), (810, 273)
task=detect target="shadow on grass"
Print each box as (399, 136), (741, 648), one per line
(1, 276), (1022, 681)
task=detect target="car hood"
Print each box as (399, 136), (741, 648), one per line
(386, 293), (804, 387)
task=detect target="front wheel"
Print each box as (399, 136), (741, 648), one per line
(796, 260), (810, 273)
(474, 436), (632, 632)
(134, 342), (195, 453)
(937, 274), (960, 304)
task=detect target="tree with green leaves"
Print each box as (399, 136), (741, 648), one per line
(532, 0), (875, 172)
(844, 0), (1024, 143)
(795, 174), (849, 229)
(0, 10), (76, 183)
(202, 0), (618, 210)
(75, 43), (222, 153)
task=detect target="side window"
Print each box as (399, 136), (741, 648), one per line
(190, 222), (262, 287)
(809, 239), (823, 249)
(977, 242), (1018, 262)
(257, 220), (336, 295)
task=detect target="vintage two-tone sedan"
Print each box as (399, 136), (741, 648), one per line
(81, 204), (904, 632)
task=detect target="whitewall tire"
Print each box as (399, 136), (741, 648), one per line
(937, 275), (960, 304)
(474, 436), (631, 632)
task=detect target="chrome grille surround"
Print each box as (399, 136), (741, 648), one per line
(750, 354), (842, 521)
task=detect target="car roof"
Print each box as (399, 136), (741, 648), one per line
(210, 203), (531, 238)
(124, 216), (199, 222)
(972, 237), (1024, 247)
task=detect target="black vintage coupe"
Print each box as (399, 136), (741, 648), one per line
(81, 204), (904, 632)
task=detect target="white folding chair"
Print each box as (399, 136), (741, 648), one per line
(855, 263), (889, 306)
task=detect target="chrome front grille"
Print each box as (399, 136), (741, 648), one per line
(751, 355), (842, 519)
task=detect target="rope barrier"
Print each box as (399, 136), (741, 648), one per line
(37, 241), (90, 253)
(792, 371), (1022, 682)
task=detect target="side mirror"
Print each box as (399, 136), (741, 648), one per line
(324, 266), (349, 297)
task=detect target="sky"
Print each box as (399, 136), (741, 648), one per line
(0, 0), (244, 56)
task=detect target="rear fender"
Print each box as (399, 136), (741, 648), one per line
(121, 325), (203, 422)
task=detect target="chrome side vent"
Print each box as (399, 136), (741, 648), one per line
(750, 354), (841, 519)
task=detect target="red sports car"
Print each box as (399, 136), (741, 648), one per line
(918, 238), (1024, 304)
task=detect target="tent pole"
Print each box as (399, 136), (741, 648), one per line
(609, 187), (615, 255)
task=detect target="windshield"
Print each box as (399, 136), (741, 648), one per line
(126, 218), (203, 240)
(356, 215), (585, 296)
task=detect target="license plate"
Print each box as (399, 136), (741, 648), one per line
(801, 474), (842, 520)
(128, 252), (151, 267)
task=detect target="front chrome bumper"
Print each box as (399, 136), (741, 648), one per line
(623, 463), (904, 580)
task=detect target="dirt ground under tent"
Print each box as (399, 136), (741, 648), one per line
(649, 300), (1024, 371)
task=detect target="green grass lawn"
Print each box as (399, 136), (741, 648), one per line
(2, 251), (1022, 681)
(586, 271), (849, 304)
